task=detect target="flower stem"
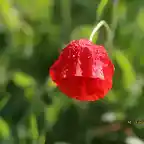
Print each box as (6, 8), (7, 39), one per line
(89, 20), (112, 42)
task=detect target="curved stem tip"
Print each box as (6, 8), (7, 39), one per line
(89, 20), (112, 42)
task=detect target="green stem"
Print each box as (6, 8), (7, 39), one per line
(89, 20), (113, 57)
(89, 20), (112, 42)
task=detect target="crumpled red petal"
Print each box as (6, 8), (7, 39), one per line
(49, 39), (114, 101)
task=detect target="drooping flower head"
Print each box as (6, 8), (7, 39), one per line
(49, 39), (114, 101)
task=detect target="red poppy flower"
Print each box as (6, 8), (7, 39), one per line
(49, 39), (114, 101)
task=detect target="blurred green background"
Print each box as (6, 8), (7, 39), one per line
(0, 0), (144, 143)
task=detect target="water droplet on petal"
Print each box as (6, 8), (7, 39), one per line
(73, 55), (76, 58)
(63, 74), (66, 78)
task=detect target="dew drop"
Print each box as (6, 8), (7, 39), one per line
(73, 55), (76, 58)
(63, 74), (66, 78)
